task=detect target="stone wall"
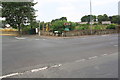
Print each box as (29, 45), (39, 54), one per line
(40, 29), (118, 37)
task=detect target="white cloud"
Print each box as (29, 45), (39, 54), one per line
(92, 0), (119, 6)
(34, 0), (119, 22)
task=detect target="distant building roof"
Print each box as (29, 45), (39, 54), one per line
(76, 22), (88, 24)
(102, 21), (111, 24)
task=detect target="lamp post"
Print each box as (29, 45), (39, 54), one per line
(90, 0), (92, 35)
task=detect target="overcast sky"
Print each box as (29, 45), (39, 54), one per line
(34, 0), (119, 22)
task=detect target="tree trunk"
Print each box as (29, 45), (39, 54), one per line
(18, 24), (21, 37)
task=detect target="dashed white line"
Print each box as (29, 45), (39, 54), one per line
(0, 64), (63, 78)
(75, 59), (86, 62)
(0, 73), (20, 79)
(51, 64), (62, 68)
(109, 53), (118, 56)
(114, 45), (118, 47)
(102, 54), (108, 56)
(101, 35), (109, 37)
(15, 37), (26, 40)
(31, 67), (48, 72)
(81, 38), (86, 39)
(35, 39), (40, 40)
(88, 56), (98, 60)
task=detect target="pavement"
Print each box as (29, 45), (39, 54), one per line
(1, 34), (118, 78)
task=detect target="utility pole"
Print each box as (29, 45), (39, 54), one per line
(39, 20), (41, 36)
(90, 0), (92, 35)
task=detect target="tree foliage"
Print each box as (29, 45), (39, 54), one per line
(50, 20), (67, 32)
(110, 15), (120, 24)
(2, 2), (37, 35)
(51, 17), (67, 23)
(97, 14), (110, 23)
(81, 15), (96, 23)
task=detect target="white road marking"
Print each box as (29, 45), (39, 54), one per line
(15, 37), (26, 40)
(75, 59), (86, 62)
(0, 73), (20, 79)
(0, 64), (63, 78)
(35, 39), (40, 40)
(114, 45), (118, 47)
(101, 35), (109, 37)
(81, 38), (86, 39)
(43, 39), (46, 40)
(88, 56), (98, 60)
(102, 54), (108, 56)
(109, 53), (118, 56)
(31, 67), (48, 72)
(51, 64), (62, 68)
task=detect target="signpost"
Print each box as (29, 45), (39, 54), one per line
(38, 21), (40, 36)
(64, 23), (71, 31)
(64, 23), (71, 37)
(90, 0), (93, 35)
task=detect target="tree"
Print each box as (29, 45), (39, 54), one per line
(60, 17), (67, 21)
(50, 20), (67, 32)
(97, 14), (110, 23)
(51, 17), (67, 23)
(81, 15), (96, 23)
(2, 2), (37, 36)
(110, 15), (120, 24)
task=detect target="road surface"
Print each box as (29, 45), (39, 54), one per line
(2, 34), (118, 78)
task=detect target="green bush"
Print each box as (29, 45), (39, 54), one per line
(106, 24), (117, 29)
(22, 25), (31, 31)
(75, 26), (89, 30)
(94, 25), (102, 30)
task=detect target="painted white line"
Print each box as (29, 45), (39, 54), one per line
(81, 38), (86, 39)
(51, 64), (62, 68)
(101, 35), (109, 37)
(114, 45), (118, 47)
(31, 67), (48, 72)
(43, 39), (46, 40)
(0, 64), (62, 78)
(109, 53), (118, 56)
(102, 54), (108, 56)
(15, 37), (26, 40)
(0, 73), (20, 79)
(88, 56), (98, 60)
(75, 59), (86, 62)
(35, 39), (40, 40)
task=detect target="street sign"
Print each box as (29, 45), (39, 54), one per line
(65, 28), (69, 31)
(64, 23), (71, 26)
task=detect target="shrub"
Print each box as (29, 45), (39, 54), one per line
(94, 25), (102, 30)
(75, 26), (89, 30)
(106, 24), (117, 29)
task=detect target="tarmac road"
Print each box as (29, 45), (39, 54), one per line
(2, 34), (118, 78)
